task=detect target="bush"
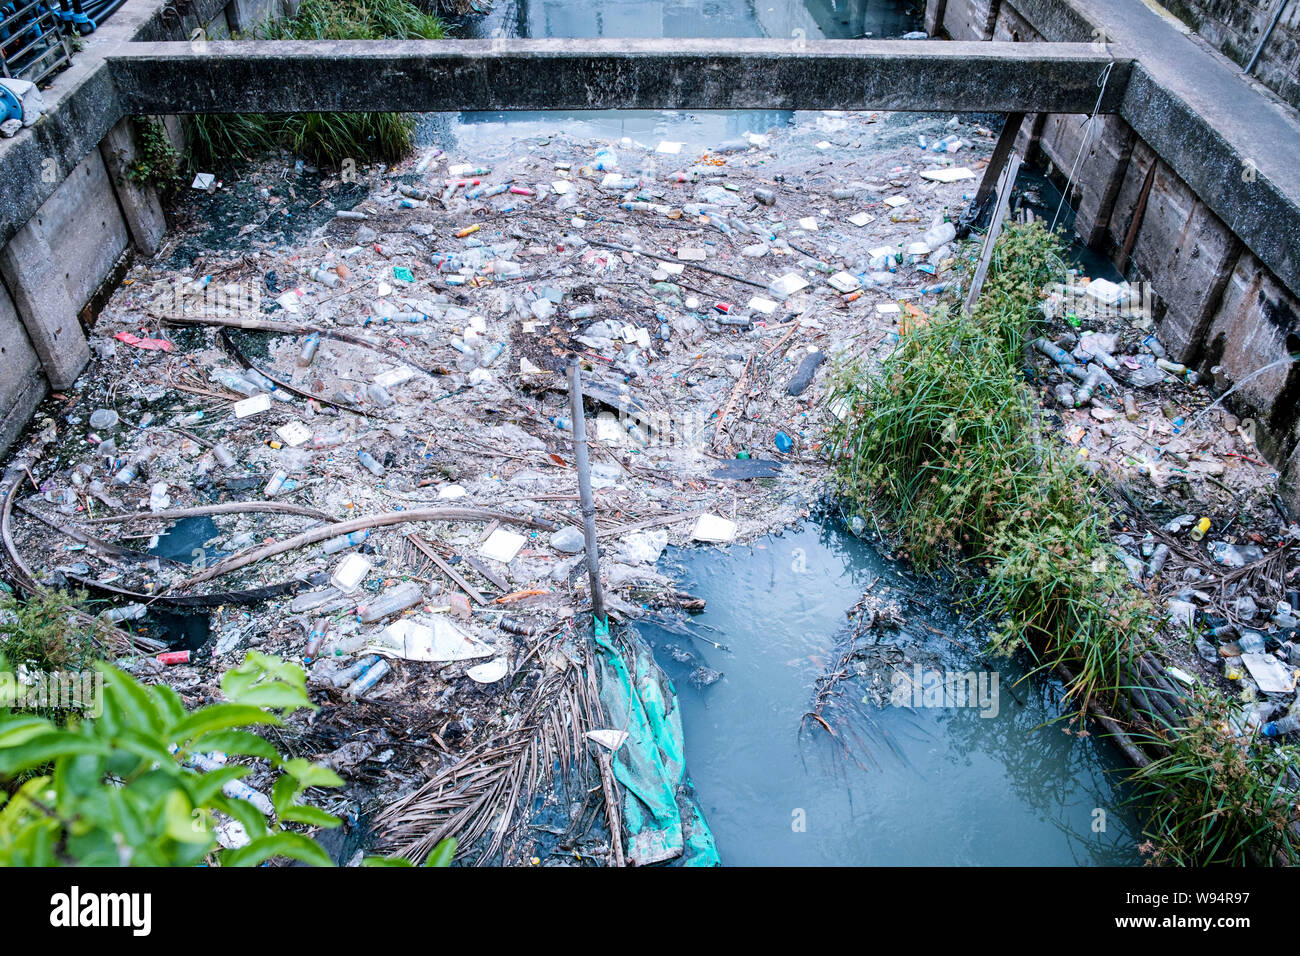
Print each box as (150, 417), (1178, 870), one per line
(125, 119), (185, 197)
(1131, 689), (1300, 865)
(0, 651), (345, 866)
(826, 222), (1149, 710)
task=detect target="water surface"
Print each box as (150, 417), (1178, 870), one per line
(641, 521), (1143, 865)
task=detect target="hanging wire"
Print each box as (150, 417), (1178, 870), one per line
(1050, 59), (1116, 234)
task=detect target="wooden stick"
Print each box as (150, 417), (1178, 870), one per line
(568, 358), (606, 625)
(184, 507), (555, 586)
(964, 151), (1022, 314)
(405, 532), (488, 605)
(594, 748), (626, 867)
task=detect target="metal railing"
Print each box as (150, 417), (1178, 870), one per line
(1, 0), (128, 85)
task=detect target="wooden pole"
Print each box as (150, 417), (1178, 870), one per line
(973, 112), (1025, 208)
(964, 151), (1022, 314)
(595, 748), (626, 867)
(568, 357), (606, 625)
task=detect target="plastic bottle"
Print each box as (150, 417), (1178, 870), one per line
(480, 341), (505, 367)
(1032, 337), (1074, 368)
(1263, 714), (1300, 737)
(241, 367), (278, 394)
(309, 266), (339, 288)
(366, 383), (393, 408)
(550, 416), (571, 432)
(344, 658), (391, 698)
(264, 470), (288, 497)
(322, 529), (370, 554)
(106, 603), (148, 624)
(298, 333), (320, 367)
(113, 461), (140, 486)
(330, 654), (382, 688)
(356, 581), (424, 623)
(1146, 544), (1170, 578)
(357, 450), (385, 476)
(218, 372), (261, 397)
(304, 617), (329, 660)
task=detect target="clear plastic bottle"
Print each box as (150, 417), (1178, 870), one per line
(322, 529), (370, 554)
(297, 333), (320, 367)
(355, 580), (423, 623)
(213, 444), (237, 468)
(309, 266), (339, 288)
(264, 470), (288, 497)
(344, 658), (391, 698)
(218, 372), (260, 397)
(330, 654), (381, 688)
(357, 450), (385, 476)
(366, 383), (393, 408)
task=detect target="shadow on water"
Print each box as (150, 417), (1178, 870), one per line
(639, 518), (1144, 865)
(140, 515), (222, 651)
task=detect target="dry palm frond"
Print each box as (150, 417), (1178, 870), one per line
(375, 631), (604, 865)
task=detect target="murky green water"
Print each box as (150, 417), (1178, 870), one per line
(641, 521), (1143, 865)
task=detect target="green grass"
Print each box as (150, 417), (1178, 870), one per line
(1129, 689), (1300, 865)
(184, 0), (445, 170)
(824, 220), (1300, 866)
(826, 221), (1149, 712)
(0, 590), (100, 675)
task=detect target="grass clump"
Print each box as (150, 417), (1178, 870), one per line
(826, 221), (1149, 711)
(185, 0), (445, 170)
(0, 590), (100, 675)
(1130, 689), (1300, 865)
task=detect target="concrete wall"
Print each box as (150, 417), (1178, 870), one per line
(935, 0), (1300, 505)
(0, 284), (47, 455)
(1162, 0), (1300, 109)
(0, 0), (285, 456)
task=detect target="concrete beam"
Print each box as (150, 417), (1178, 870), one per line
(104, 38), (1132, 115)
(99, 117), (168, 258)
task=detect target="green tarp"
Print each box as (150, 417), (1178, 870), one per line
(594, 627), (720, 866)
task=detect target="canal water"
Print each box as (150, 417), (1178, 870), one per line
(642, 520), (1142, 865)
(421, 0), (1144, 865)
(421, 0), (926, 149)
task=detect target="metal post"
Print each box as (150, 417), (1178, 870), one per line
(567, 356), (606, 626)
(1245, 0), (1289, 77)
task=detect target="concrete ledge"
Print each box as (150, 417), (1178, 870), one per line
(104, 38), (1132, 115)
